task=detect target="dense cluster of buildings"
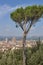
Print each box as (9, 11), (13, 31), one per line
(0, 37), (43, 52)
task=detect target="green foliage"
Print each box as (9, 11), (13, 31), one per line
(11, 7), (25, 23)
(0, 44), (43, 65)
(10, 5), (43, 23)
(25, 6), (43, 21)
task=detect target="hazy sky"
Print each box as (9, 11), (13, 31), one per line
(0, 0), (43, 37)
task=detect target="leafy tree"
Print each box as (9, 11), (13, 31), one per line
(10, 5), (43, 65)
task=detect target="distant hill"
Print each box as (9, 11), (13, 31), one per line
(0, 36), (12, 41)
(0, 36), (43, 41)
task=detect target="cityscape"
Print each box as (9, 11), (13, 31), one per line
(0, 37), (43, 52)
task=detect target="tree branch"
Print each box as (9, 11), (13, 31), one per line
(26, 22), (32, 34)
(19, 23), (24, 31)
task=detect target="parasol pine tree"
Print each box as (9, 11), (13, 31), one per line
(10, 5), (43, 65)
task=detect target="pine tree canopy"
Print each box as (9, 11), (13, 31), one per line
(11, 5), (43, 23)
(10, 5), (43, 32)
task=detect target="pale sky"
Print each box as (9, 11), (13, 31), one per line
(0, 0), (43, 37)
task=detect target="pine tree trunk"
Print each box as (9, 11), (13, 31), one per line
(23, 32), (26, 65)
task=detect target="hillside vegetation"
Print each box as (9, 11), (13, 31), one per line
(0, 43), (43, 65)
